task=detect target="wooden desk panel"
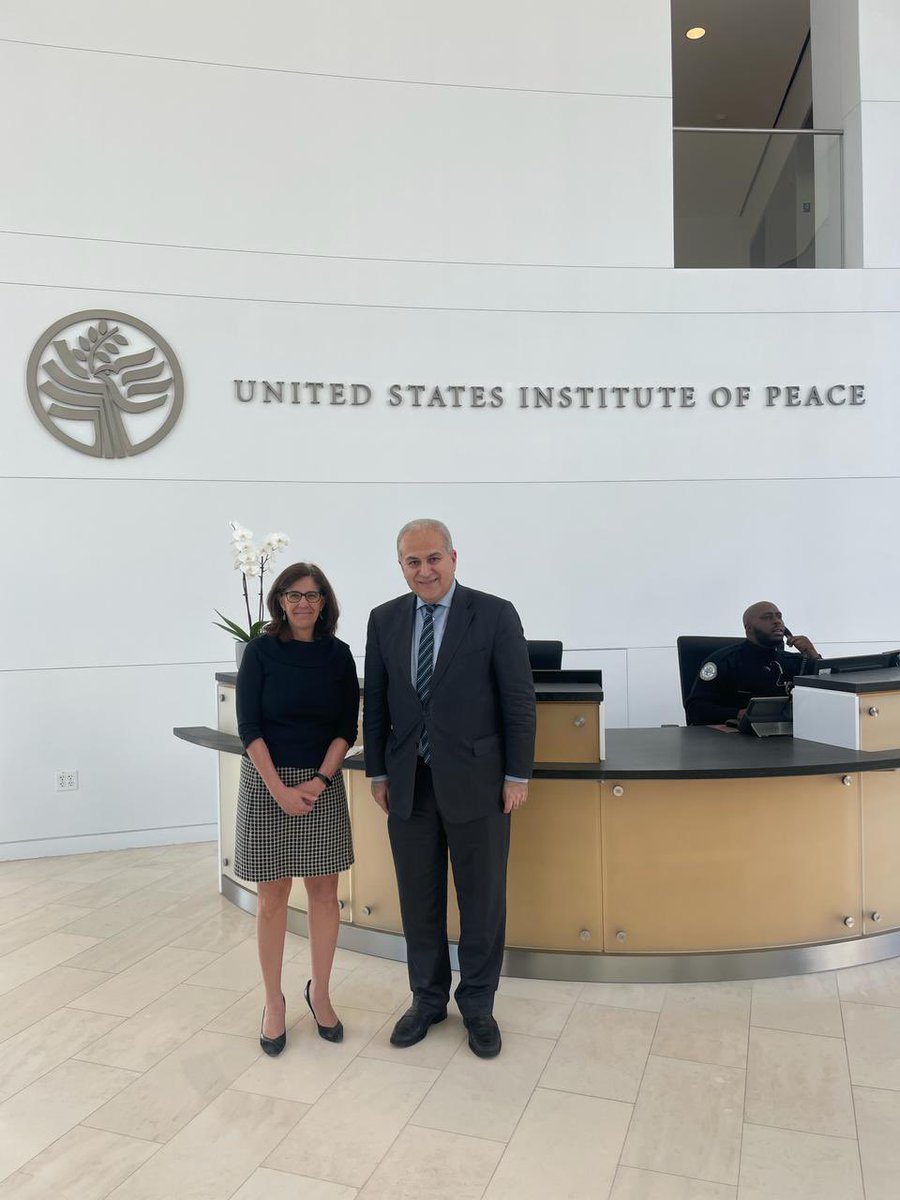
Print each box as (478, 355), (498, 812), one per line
(601, 775), (862, 953)
(505, 780), (602, 950)
(861, 769), (900, 933)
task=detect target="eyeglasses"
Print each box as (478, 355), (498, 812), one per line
(282, 590), (324, 604)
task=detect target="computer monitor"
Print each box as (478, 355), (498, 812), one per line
(527, 640), (563, 670)
(813, 650), (900, 675)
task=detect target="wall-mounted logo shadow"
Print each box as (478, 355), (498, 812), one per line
(26, 310), (184, 458)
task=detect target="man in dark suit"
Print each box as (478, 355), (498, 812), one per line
(364, 518), (536, 1058)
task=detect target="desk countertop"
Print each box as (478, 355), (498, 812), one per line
(174, 724), (900, 781)
(794, 668), (900, 695)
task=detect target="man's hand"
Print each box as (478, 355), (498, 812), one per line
(503, 781), (528, 814)
(371, 779), (390, 814)
(277, 785), (315, 817)
(786, 634), (819, 659)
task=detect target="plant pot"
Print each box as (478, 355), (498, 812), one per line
(235, 641), (246, 669)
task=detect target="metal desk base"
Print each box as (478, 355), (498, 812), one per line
(222, 876), (900, 984)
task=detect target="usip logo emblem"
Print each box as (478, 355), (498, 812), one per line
(26, 310), (184, 457)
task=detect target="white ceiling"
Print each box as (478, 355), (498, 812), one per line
(671, 0), (811, 128)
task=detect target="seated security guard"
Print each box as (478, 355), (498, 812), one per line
(686, 601), (820, 725)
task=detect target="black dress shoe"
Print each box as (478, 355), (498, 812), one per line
(304, 979), (344, 1043)
(390, 1005), (447, 1047)
(464, 1014), (501, 1058)
(260, 994), (286, 1057)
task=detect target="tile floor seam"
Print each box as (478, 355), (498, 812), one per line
(413, 1017), (568, 1200)
(67, 913), (244, 1006)
(751, 1022), (863, 1044)
(347, 1044), (488, 1195)
(0, 965), (115, 1038)
(217, 1157), (268, 1200)
(611, 996), (662, 1183)
(7, 1122), (165, 1200)
(74, 1028), (265, 1150)
(535, 1080), (642, 1104)
(735, 985), (753, 1194)
(57, 865), (161, 903)
(254, 1007), (416, 1184)
(642, 1050), (750, 1070)
(68, 963), (225, 1020)
(836, 994), (900, 1009)
(739, 1116), (859, 1141)
(615, 1162), (740, 1192)
(0, 1008), (129, 1103)
(741, 1117), (861, 1143)
(838, 974), (869, 1198)
(846, 1080), (900, 1095)
(0, 1058), (145, 1168)
(621, 1160), (742, 1189)
(103, 1024), (263, 1086)
(0, 988), (111, 1048)
(841, 997), (900, 1015)
(0, 902), (95, 937)
(56, 883), (187, 929)
(750, 1020), (845, 1039)
(94, 1145), (166, 1200)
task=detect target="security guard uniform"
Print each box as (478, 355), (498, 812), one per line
(686, 640), (807, 725)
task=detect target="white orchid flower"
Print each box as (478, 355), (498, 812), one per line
(230, 522), (253, 544)
(218, 519), (289, 644)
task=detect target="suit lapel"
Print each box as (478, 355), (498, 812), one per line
(430, 584), (473, 691)
(393, 593), (418, 695)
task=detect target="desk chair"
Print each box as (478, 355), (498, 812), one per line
(527, 640), (563, 671)
(676, 635), (742, 723)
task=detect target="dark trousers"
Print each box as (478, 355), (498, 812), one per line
(387, 760), (510, 1018)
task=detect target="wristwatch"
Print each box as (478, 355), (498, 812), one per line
(312, 771), (331, 787)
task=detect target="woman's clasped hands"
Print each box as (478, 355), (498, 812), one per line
(276, 778), (326, 816)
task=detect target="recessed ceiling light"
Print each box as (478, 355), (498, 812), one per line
(686, 27), (706, 40)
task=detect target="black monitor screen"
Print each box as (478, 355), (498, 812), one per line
(814, 650), (900, 675)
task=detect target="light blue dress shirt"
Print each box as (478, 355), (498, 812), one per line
(411, 580), (457, 681)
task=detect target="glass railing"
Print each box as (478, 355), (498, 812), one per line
(673, 128), (843, 268)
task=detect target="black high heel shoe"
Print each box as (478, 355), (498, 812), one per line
(260, 993), (286, 1056)
(305, 979), (344, 1043)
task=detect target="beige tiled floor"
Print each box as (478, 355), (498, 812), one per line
(1, 841), (899, 1198)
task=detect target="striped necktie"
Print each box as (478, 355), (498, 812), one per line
(416, 604), (436, 764)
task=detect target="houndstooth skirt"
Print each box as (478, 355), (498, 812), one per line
(234, 757), (354, 881)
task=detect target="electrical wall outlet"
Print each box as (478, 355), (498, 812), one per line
(55, 770), (79, 792)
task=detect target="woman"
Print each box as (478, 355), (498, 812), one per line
(235, 562), (359, 1055)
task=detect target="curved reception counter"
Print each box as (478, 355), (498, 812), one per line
(174, 669), (900, 983)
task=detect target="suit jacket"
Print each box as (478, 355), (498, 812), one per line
(363, 583), (536, 822)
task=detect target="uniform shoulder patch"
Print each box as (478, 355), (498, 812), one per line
(699, 661), (718, 682)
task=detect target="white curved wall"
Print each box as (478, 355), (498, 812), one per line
(1, 2), (899, 856)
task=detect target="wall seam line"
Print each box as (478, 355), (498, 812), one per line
(0, 37), (672, 100)
(2, 279), (898, 317)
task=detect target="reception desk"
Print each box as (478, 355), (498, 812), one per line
(174, 669), (900, 983)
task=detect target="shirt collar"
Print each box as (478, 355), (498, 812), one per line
(416, 579), (457, 612)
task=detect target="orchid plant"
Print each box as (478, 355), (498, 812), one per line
(214, 521), (290, 642)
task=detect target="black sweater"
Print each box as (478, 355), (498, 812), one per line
(236, 634), (360, 768)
